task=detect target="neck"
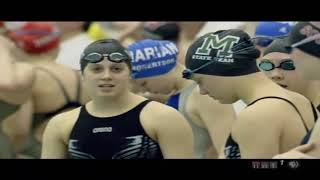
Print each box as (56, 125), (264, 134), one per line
(304, 81), (320, 106)
(90, 90), (134, 114)
(173, 64), (194, 93)
(234, 72), (284, 105)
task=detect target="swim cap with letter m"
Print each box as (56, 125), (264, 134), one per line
(185, 29), (260, 77)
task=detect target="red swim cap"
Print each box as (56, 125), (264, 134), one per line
(6, 22), (60, 54)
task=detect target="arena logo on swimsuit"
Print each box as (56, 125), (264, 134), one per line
(194, 34), (240, 62)
(130, 42), (178, 63)
(92, 127), (113, 133)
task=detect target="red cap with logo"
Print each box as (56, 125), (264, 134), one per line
(5, 22), (60, 54)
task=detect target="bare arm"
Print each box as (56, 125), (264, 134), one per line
(41, 114), (68, 159)
(158, 108), (194, 159)
(0, 36), (35, 92)
(0, 36), (35, 106)
(0, 35), (16, 89)
(146, 102), (194, 159)
(1, 99), (33, 154)
(273, 142), (319, 159)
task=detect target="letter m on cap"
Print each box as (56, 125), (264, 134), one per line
(196, 34), (240, 58)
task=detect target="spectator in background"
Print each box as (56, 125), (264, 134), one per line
(55, 22), (93, 70)
(56, 22), (143, 70)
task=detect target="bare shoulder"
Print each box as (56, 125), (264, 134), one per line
(141, 101), (183, 120)
(284, 89), (311, 106)
(233, 102), (283, 141)
(139, 100), (187, 140)
(236, 98), (296, 128)
(245, 96), (300, 117)
(51, 107), (81, 123)
(47, 107), (82, 143)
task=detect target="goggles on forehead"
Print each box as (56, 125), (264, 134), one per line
(81, 52), (129, 63)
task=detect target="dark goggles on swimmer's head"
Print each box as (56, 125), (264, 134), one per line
(285, 33), (320, 53)
(259, 59), (296, 71)
(182, 37), (261, 79)
(81, 52), (130, 63)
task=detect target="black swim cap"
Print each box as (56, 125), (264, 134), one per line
(185, 29), (260, 77)
(80, 39), (132, 72)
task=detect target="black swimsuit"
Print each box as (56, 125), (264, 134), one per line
(68, 100), (163, 159)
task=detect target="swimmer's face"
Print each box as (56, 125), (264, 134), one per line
(192, 74), (236, 104)
(133, 73), (176, 95)
(259, 52), (309, 95)
(82, 58), (131, 98)
(291, 48), (320, 80)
